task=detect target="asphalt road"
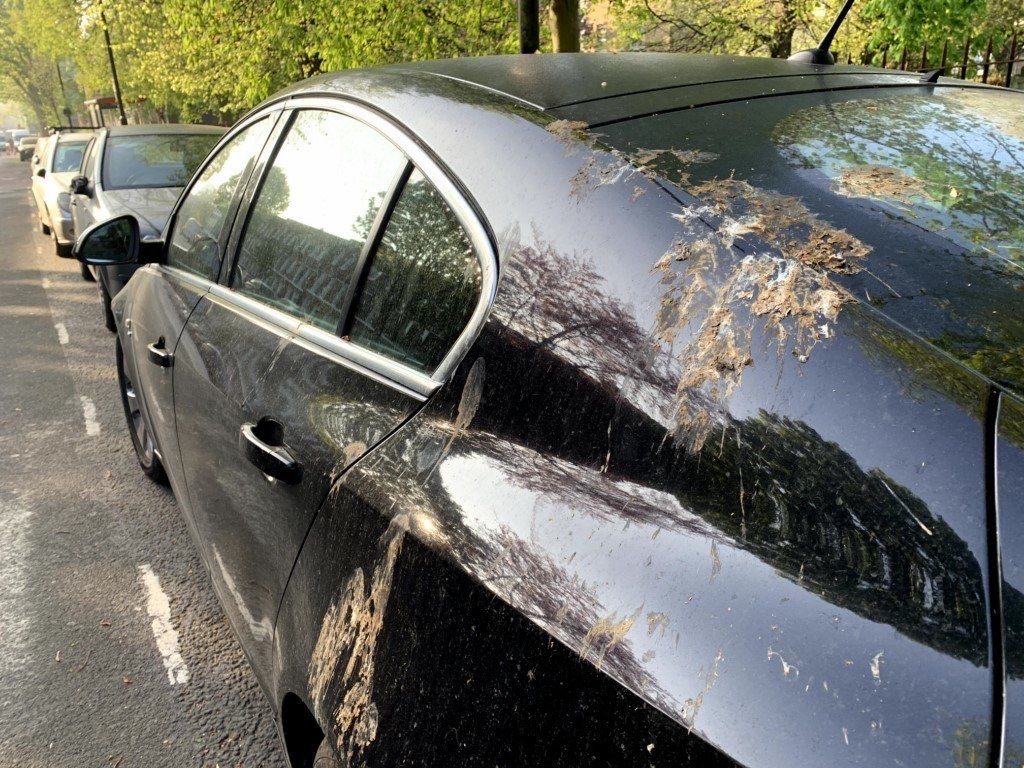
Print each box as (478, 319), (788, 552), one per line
(0, 154), (287, 768)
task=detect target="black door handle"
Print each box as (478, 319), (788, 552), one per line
(240, 421), (302, 485)
(147, 339), (173, 368)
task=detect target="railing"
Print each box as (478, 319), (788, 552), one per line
(835, 31), (1021, 89)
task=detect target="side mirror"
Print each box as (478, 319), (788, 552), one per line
(69, 175), (90, 196)
(35, 168), (45, 178)
(74, 215), (141, 266)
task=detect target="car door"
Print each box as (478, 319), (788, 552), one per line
(125, 115), (278, 503)
(70, 135), (98, 236)
(171, 103), (486, 679)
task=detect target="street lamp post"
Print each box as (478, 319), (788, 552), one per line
(100, 10), (128, 125)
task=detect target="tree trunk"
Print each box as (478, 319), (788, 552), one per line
(548, 0), (580, 53)
(767, 1), (797, 58)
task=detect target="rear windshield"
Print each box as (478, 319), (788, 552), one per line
(53, 141), (88, 173)
(102, 133), (221, 190)
(599, 86), (1024, 394)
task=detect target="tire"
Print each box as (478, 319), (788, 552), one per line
(80, 261), (95, 281)
(116, 340), (168, 485)
(313, 738), (342, 768)
(101, 284), (116, 333)
(54, 232), (73, 258)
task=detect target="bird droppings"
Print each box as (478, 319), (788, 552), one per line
(653, 178), (868, 450)
(681, 648), (724, 729)
(545, 119), (590, 152)
(308, 514), (410, 763)
(836, 164), (931, 206)
(581, 610), (640, 670)
(646, 612), (669, 638)
(709, 541), (721, 582)
(870, 651), (884, 685)
(767, 646), (799, 677)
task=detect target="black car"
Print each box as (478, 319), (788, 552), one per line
(75, 54), (1024, 768)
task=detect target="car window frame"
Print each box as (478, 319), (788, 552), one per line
(158, 109), (287, 290)
(213, 96), (498, 398)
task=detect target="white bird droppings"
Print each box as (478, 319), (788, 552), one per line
(137, 564), (190, 685)
(54, 322), (68, 345)
(80, 396), (100, 436)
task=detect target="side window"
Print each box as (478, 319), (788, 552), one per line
(230, 110), (405, 330)
(167, 119), (271, 280)
(81, 138), (97, 179)
(350, 170), (481, 374)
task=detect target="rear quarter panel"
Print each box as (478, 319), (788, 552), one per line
(273, 78), (996, 768)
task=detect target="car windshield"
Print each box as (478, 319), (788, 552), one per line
(53, 141), (88, 173)
(102, 133), (221, 190)
(598, 86), (1024, 395)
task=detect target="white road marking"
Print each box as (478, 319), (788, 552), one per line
(54, 322), (69, 345)
(79, 396), (100, 436)
(137, 564), (190, 685)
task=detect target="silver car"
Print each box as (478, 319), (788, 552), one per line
(30, 131), (92, 257)
(70, 123), (225, 328)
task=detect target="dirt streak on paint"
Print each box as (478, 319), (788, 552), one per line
(308, 514), (410, 761)
(681, 647), (724, 729)
(581, 608), (641, 670)
(653, 178), (869, 450)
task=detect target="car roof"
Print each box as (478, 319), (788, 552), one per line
(102, 123), (226, 137)
(280, 53), (997, 127)
(385, 53), (918, 109)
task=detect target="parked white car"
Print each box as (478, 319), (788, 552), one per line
(31, 131), (92, 257)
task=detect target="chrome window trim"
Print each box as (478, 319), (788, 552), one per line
(205, 283), (436, 401)
(152, 263), (216, 295)
(274, 96), (498, 385)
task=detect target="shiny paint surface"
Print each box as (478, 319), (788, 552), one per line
(107, 55), (1022, 768)
(172, 290), (421, 675)
(996, 395), (1024, 764)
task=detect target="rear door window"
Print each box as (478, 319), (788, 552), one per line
(230, 109), (406, 330)
(349, 169), (481, 374)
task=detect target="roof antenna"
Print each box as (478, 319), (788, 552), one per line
(789, 0), (855, 65)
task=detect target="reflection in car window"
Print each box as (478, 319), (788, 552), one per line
(350, 170), (481, 373)
(167, 120), (271, 281)
(102, 133), (221, 190)
(53, 141), (88, 173)
(231, 110), (405, 330)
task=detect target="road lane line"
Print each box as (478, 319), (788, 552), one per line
(137, 564), (190, 686)
(79, 396), (100, 436)
(54, 322), (69, 345)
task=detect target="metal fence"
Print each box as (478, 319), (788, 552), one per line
(836, 31), (1022, 89)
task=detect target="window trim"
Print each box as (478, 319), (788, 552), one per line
(214, 96), (498, 398)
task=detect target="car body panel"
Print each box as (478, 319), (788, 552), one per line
(264, 72), (1002, 767)
(173, 290), (425, 678)
(122, 265), (210, 504)
(104, 56), (1021, 768)
(996, 394), (1024, 764)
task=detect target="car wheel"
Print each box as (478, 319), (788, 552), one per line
(117, 341), (168, 485)
(313, 738), (343, 768)
(80, 261), (95, 281)
(101, 284), (116, 333)
(53, 232), (72, 258)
